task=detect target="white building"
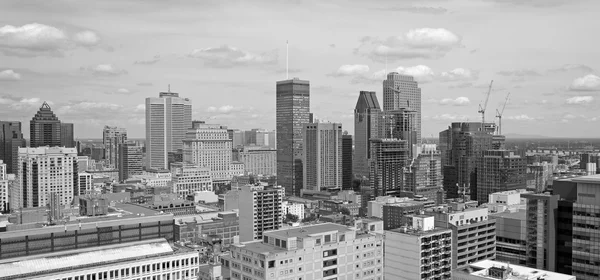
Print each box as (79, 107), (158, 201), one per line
(233, 147), (277, 176)
(170, 162), (213, 197)
(223, 223), (384, 280)
(0, 238), (200, 280)
(17, 147), (78, 208)
(367, 196), (413, 218)
(102, 125), (127, 169)
(132, 172), (172, 187)
(486, 189), (530, 213)
(303, 122), (342, 191)
(452, 260), (575, 280)
(239, 185), (284, 242)
(78, 172), (93, 196)
(282, 201), (304, 220)
(0, 160), (7, 212)
(385, 215), (453, 280)
(146, 91), (192, 170)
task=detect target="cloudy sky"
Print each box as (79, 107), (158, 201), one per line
(1, 0), (599, 139)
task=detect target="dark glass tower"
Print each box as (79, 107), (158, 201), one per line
(0, 121), (26, 174)
(354, 91), (381, 178)
(276, 78), (310, 196)
(60, 123), (75, 147)
(342, 133), (353, 190)
(30, 102), (61, 147)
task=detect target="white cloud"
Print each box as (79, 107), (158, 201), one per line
(432, 114), (469, 121)
(83, 64), (127, 76)
(569, 74), (600, 91)
(497, 69), (541, 77)
(0, 23), (100, 56)
(404, 28), (461, 49)
(330, 64), (370, 77)
(505, 114), (535, 121)
(440, 68), (478, 82)
(114, 88), (131, 94)
(134, 55), (161, 65)
(189, 45), (277, 68)
(549, 64), (593, 73)
(134, 104), (145, 112)
(566, 96), (593, 104)
(207, 105), (242, 114)
(395, 65), (435, 82)
(20, 98), (41, 104)
(439, 97), (471, 106)
(0, 69), (21, 81)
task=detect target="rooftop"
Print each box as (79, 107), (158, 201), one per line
(570, 174), (600, 183)
(387, 226), (451, 237)
(238, 241), (286, 254)
(266, 223), (351, 239)
(458, 260), (574, 280)
(489, 211), (526, 220)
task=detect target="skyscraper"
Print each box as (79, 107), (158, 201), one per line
(302, 122), (342, 191)
(118, 141), (143, 181)
(0, 160), (7, 213)
(60, 123), (75, 148)
(30, 102), (61, 148)
(369, 138), (409, 197)
(383, 73), (422, 143)
(477, 150), (527, 203)
(145, 91), (192, 170)
(404, 148), (443, 201)
(381, 108), (418, 157)
(354, 91), (381, 178)
(17, 147), (79, 209)
(239, 184), (284, 242)
(342, 133), (353, 190)
(103, 126), (127, 169)
(276, 78), (310, 196)
(0, 121), (26, 174)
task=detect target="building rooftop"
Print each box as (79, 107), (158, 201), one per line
(570, 174), (600, 183)
(489, 211), (526, 220)
(266, 223), (351, 239)
(387, 226), (451, 237)
(458, 260), (575, 280)
(238, 241), (286, 254)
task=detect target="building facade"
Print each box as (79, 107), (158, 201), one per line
(383, 72), (422, 143)
(369, 138), (409, 197)
(354, 91), (382, 178)
(60, 122), (75, 148)
(0, 160), (7, 212)
(170, 162), (213, 197)
(118, 141), (143, 181)
(276, 78), (310, 196)
(233, 147), (276, 176)
(103, 125), (127, 169)
(17, 147), (79, 208)
(303, 122), (342, 191)
(146, 91), (192, 170)
(0, 121), (26, 174)
(239, 185), (284, 242)
(489, 211), (527, 265)
(341, 133), (353, 190)
(405, 150), (443, 201)
(477, 150), (527, 203)
(30, 102), (61, 148)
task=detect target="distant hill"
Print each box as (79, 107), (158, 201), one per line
(504, 133), (551, 139)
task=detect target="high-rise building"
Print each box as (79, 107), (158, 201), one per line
(380, 108), (418, 157)
(0, 160), (7, 212)
(30, 102), (61, 148)
(303, 122), (342, 192)
(170, 162), (213, 197)
(60, 123), (75, 148)
(276, 78), (310, 196)
(232, 147), (276, 176)
(238, 184), (284, 242)
(103, 126), (127, 169)
(522, 193), (560, 272)
(78, 172), (92, 196)
(16, 147), (78, 208)
(477, 150), (527, 203)
(383, 72), (422, 143)
(353, 91), (381, 178)
(0, 121), (26, 174)
(118, 141), (143, 181)
(385, 215), (453, 280)
(404, 149), (443, 201)
(146, 91), (192, 170)
(341, 133), (353, 190)
(183, 123), (241, 186)
(223, 223), (384, 280)
(369, 138), (409, 197)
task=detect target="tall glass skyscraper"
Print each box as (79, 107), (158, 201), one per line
(354, 91), (381, 179)
(60, 123), (75, 148)
(0, 121), (25, 174)
(276, 78), (310, 196)
(103, 126), (127, 169)
(30, 102), (61, 148)
(145, 91), (192, 170)
(383, 73), (422, 143)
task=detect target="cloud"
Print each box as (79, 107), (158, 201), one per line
(329, 44), (336, 48)
(0, 69), (21, 81)
(107, 88), (132, 95)
(134, 104), (145, 112)
(0, 23), (101, 56)
(396, 65), (435, 82)
(137, 82), (153, 87)
(189, 45), (277, 68)
(82, 64), (127, 76)
(569, 74), (600, 91)
(432, 114), (470, 121)
(549, 64), (593, 73)
(505, 114), (535, 121)
(206, 105), (245, 114)
(357, 28), (462, 62)
(134, 55), (161, 65)
(440, 68), (478, 82)
(329, 64), (370, 77)
(439, 97), (471, 106)
(497, 69), (541, 77)
(386, 6), (448, 14)
(486, 0), (581, 7)
(566, 96), (593, 105)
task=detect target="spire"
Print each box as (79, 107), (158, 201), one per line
(41, 101), (51, 110)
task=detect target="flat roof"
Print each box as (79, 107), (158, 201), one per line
(489, 211), (526, 220)
(238, 241), (285, 254)
(461, 260), (574, 280)
(266, 223), (351, 239)
(570, 174), (600, 183)
(387, 226), (451, 237)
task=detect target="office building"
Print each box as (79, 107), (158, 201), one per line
(369, 138), (409, 197)
(174, 212), (239, 246)
(183, 123), (241, 186)
(303, 122), (342, 191)
(146, 91), (192, 170)
(78, 171), (93, 196)
(341, 133), (353, 190)
(453, 260), (575, 280)
(405, 149), (443, 201)
(170, 162), (213, 197)
(238, 184), (284, 242)
(477, 150), (527, 203)
(0, 160), (7, 212)
(0, 238), (200, 280)
(0, 121), (26, 174)
(282, 200), (304, 220)
(118, 141), (143, 181)
(276, 77), (310, 196)
(16, 147), (78, 209)
(385, 215), (453, 280)
(354, 91), (382, 178)
(232, 147), (277, 176)
(223, 223), (384, 280)
(432, 206), (496, 269)
(489, 211), (527, 265)
(60, 122), (75, 147)
(103, 125), (127, 169)
(243, 128), (276, 149)
(29, 101), (61, 148)
(383, 72), (422, 143)
(382, 200), (427, 230)
(381, 108), (418, 157)
(522, 193), (559, 272)
(526, 162), (552, 192)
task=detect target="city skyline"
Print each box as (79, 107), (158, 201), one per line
(1, 0), (599, 139)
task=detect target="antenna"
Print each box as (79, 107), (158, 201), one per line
(168, 84), (171, 93)
(286, 40), (289, 79)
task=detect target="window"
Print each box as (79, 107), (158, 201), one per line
(268, 261), (275, 268)
(325, 235), (331, 243)
(316, 238), (321, 245)
(339, 234), (345, 242)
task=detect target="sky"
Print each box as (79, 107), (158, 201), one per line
(1, 0), (599, 139)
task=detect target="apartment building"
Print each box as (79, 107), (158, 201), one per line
(239, 184), (284, 242)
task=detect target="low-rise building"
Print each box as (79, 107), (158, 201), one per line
(452, 259), (575, 280)
(282, 201), (305, 220)
(382, 200), (427, 230)
(320, 199), (360, 216)
(174, 212), (239, 247)
(488, 211), (526, 265)
(367, 196), (415, 218)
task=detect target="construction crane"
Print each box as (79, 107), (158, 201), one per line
(387, 86), (410, 108)
(496, 92), (511, 135)
(478, 80), (494, 132)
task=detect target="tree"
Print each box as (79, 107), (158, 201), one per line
(340, 207), (351, 216)
(285, 213), (299, 223)
(302, 215), (317, 223)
